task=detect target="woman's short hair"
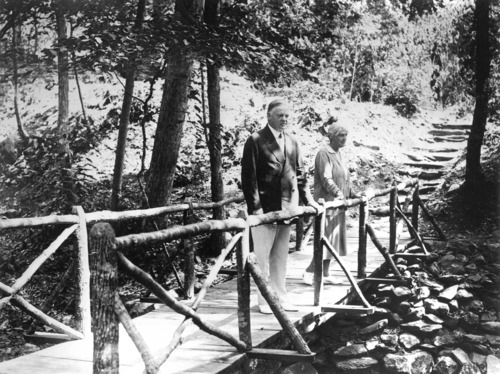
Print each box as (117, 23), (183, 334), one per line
(327, 123), (348, 139)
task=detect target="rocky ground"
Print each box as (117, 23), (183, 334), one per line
(277, 238), (500, 374)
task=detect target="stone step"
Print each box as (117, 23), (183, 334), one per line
(433, 135), (467, 143)
(426, 153), (456, 162)
(432, 123), (470, 130)
(418, 170), (445, 180)
(413, 147), (461, 153)
(419, 185), (437, 195)
(404, 162), (445, 169)
(429, 129), (468, 136)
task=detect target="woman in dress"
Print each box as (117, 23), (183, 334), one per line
(303, 120), (359, 285)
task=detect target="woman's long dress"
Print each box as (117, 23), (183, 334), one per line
(313, 145), (352, 257)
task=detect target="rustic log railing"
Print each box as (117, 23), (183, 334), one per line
(0, 177), (448, 373)
(0, 196), (245, 343)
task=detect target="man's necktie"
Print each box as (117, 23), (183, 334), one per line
(278, 132), (284, 152)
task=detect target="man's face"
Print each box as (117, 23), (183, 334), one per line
(268, 105), (290, 132)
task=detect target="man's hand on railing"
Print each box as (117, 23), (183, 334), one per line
(308, 201), (324, 215)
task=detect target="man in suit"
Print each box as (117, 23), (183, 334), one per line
(241, 98), (319, 314)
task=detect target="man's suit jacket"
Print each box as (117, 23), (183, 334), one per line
(241, 125), (314, 215)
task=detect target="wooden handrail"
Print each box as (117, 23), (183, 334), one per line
(85, 195), (245, 224)
(0, 179), (416, 231)
(0, 196), (244, 230)
(115, 218), (247, 249)
(0, 214), (79, 230)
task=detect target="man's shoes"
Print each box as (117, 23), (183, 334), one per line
(324, 276), (343, 285)
(281, 303), (299, 312)
(302, 272), (313, 285)
(259, 304), (273, 314)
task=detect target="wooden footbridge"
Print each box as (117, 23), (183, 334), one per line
(0, 178), (446, 374)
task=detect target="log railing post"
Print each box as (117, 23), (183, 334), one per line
(72, 206), (91, 337)
(357, 199), (368, 279)
(313, 199), (325, 306)
(89, 222), (119, 374)
(183, 199), (195, 299)
(389, 184), (397, 254)
(295, 217), (304, 252)
(411, 183), (419, 237)
(237, 227), (252, 349)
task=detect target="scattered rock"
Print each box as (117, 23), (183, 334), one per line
(424, 298), (450, 317)
(419, 278), (444, 292)
(373, 307), (391, 316)
(282, 362), (317, 374)
(438, 254), (467, 275)
(439, 285), (459, 302)
(433, 356), (459, 374)
(399, 333), (420, 350)
(456, 289), (474, 301)
(381, 334), (398, 346)
(365, 338), (379, 352)
(470, 352), (487, 366)
(407, 307), (426, 321)
(383, 350), (433, 374)
(466, 300), (484, 314)
(424, 314), (444, 324)
(432, 329), (463, 347)
(401, 320), (442, 335)
(449, 300), (459, 313)
(481, 322), (500, 335)
(373, 297), (392, 308)
(485, 334), (500, 347)
(438, 274), (465, 285)
(394, 286), (412, 298)
(443, 314), (460, 330)
(460, 311), (480, 329)
(450, 347), (471, 366)
(398, 301), (412, 315)
(415, 287), (431, 300)
(333, 343), (367, 358)
(359, 319), (388, 335)
(335, 357), (379, 372)
(463, 334), (488, 345)
(480, 311), (497, 322)
(487, 355), (500, 374)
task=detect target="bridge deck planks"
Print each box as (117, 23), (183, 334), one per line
(0, 222), (409, 374)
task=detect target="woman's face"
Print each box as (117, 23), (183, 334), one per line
(330, 131), (348, 149)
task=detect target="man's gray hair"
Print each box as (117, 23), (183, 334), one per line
(267, 98), (288, 114)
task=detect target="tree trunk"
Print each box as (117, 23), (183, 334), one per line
(110, 0), (146, 211)
(205, 0), (227, 254)
(465, 0), (490, 189)
(11, 16), (29, 142)
(55, 2), (75, 210)
(146, 0), (204, 209)
(56, 5), (69, 132)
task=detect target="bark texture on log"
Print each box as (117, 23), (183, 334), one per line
(89, 223), (119, 374)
